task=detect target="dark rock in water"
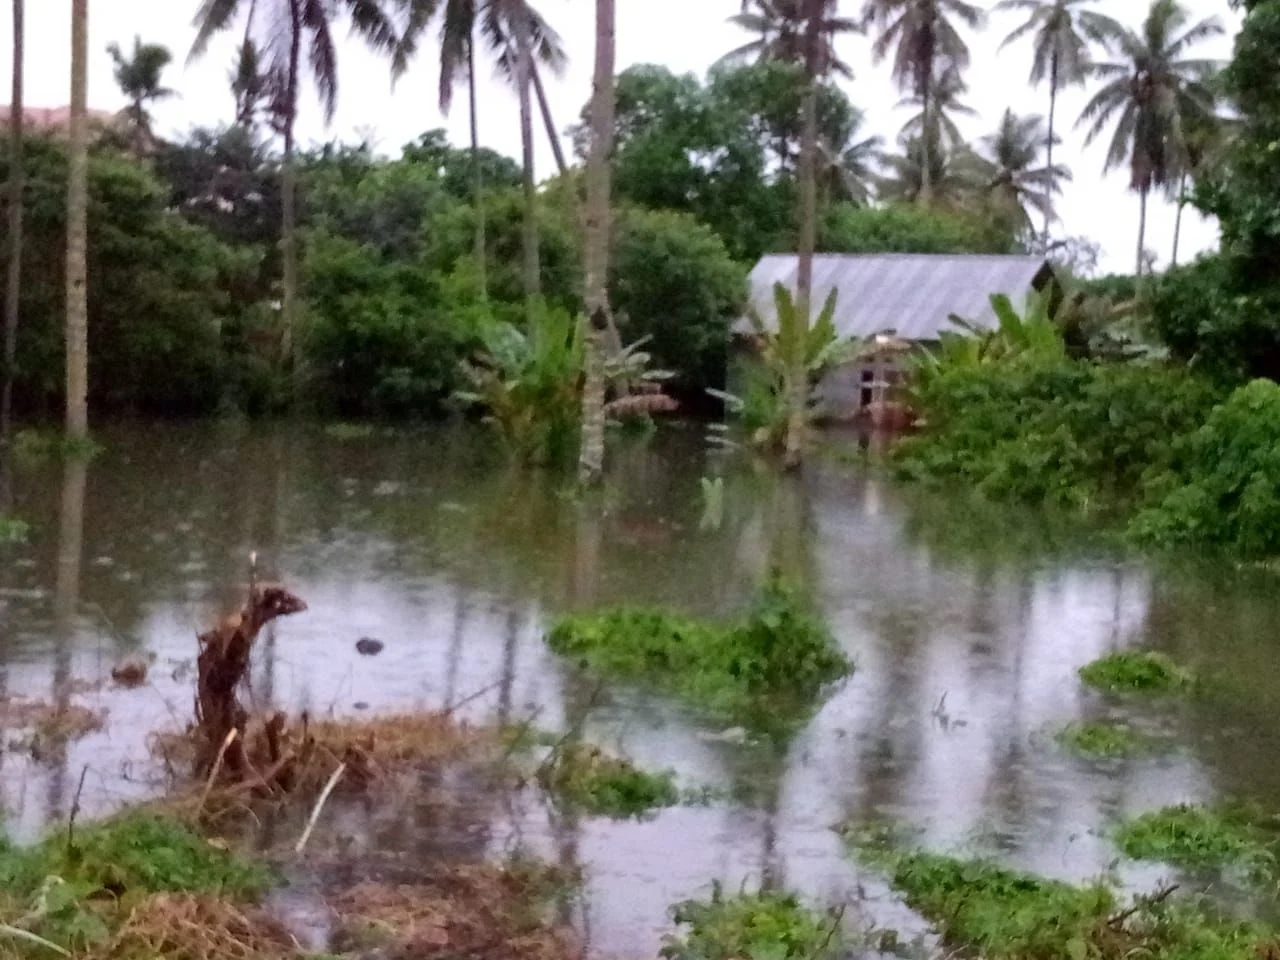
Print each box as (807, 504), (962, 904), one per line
(355, 637), (385, 656)
(111, 660), (148, 687)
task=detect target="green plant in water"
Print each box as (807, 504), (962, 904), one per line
(699, 476), (725, 531)
(1078, 651), (1195, 694)
(0, 516), (29, 544)
(323, 422), (377, 440)
(12, 430), (103, 464)
(1115, 804), (1279, 884)
(1055, 721), (1149, 758)
(546, 574), (850, 725)
(660, 883), (844, 960)
(537, 743), (679, 819)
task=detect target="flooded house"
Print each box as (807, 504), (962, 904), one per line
(736, 253), (1058, 424)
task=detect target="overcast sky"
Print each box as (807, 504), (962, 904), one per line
(0, 0), (1242, 274)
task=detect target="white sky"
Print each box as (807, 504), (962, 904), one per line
(0, 0), (1242, 274)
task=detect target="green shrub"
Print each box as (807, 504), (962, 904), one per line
(546, 575), (850, 723)
(820, 202), (1018, 255)
(660, 886), (843, 960)
(1115, 804), (1278, 883)
(1131, 379), (1280, 559)
(1055, 721), (1149, 758)
(1078, 651), (1195, 694)
(537, 743), (679, 819)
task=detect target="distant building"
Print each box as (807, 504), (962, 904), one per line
(737, 253), (1058, 423)
(0, 105), (122, 136)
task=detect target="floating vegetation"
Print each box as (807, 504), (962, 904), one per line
(12, 429), (102, 463)
(322, 422), (377, 440)
(1078, 651), (1196, 694)
(1115, 804), (1279, 884)
(660, 884), (845, 960)
(0, 516), (28, 545)
(537, 742), (679, 819)
(0, 697), (105, 749)
(1055, 720), (1150, 758)
(547, 575), (850, 724)
(847, 839), (1269, 960)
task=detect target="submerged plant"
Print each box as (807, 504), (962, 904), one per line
(546, 575), (850, 724)
(1055, 720), (1149, 758)
(1115, 804), (1279, 884)
(660, 884), (844, 960)
(537, 742), (679, 819)
(1078, 651), (1196, 694)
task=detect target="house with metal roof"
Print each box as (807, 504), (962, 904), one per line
(738, 253), (1057, 422)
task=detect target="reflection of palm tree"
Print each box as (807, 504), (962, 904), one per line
(49, 456), (88, 814)
(444, 588), (471, 706)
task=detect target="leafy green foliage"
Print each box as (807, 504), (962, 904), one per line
(1078, 651), (1196, 694)
(546, 576), (850, 724)
(0, 516), (29, 545)
(820, 203), (1018, 255)
(660, 885), (843, 960)
(537, 743), (679, 819)
(1115, 804), (1279, 883)
(1131, 380), (1280, 559)
(1055, 721), (1149, 758)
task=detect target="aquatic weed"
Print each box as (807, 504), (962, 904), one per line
(1055, 721), (1149, 758)
(537, 743), (680, 819)
(0, 516), (28, 544)
(660, 884), (844, 960)
(1078, 651), (1195, 694)
(1115, 804), (1279, 883)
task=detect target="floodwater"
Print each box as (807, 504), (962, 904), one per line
(3, 422), (1280, 954)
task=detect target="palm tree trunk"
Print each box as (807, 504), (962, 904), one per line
(1135, 186), (1148, 278)
(1044, 54), (1057, 243)
(65, 0), (89, 441)
(578, 0), (615, 485)
(1171, 171), (1186, 267)
(917, 56), (933, 207)
(280, 0), (302, 386)
(531, 62), (567, 176)
(468, 29), (486, 300)
(3, 0), (25, 452)
(787, 0), (823, 470)
(511, 13), (540, 313)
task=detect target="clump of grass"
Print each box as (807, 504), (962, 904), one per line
(96, 892), (298, 960)
(848, 841), (1267, 960)
(1115, 804), (1278, 883)
(659, 884), (844, 960)
(537, 743), (679, 819)
(546, 575), (850, 723)
(1055, 721), (1148, 758)
(1078, 651), (1195, 694)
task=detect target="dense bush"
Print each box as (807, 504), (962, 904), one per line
(819, 203), (1018, 256)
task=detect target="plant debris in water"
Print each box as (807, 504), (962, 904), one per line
(536, 742), (679, 819)
(659, 884), (844, 960)
(1078, 651), (1195, 694)
(1055, 721), (1149, 758)
(1115, 804), (1279, 883)
(848, 837), (1270, 960)
(0, 697), (106, 752)
(546, 575), (850, 722)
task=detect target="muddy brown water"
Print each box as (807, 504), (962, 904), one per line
(3, 421), (1280, 955)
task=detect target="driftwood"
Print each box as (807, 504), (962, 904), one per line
(194, 585), (307, 780)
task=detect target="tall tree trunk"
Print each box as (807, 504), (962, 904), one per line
(3, 0), (25, 453)
(65, 0), (89, 441)
(1044, 55), (1057, 244)
(785, 0), (823, 470)
(917, 52), (933, 207)
(531, 62), (568, 176)
(468, 30), (487, 300)
(511, 13), (540, 313)
(280, 0), (302, 388)
(1171, 171), (1186, 267)
(577, 0), (615, 486)
(1135, 186), (1148, 278)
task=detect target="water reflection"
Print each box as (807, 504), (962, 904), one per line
(0, 423), (1272, 954)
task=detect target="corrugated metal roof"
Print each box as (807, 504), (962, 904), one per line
(741, 253), (1053, 342)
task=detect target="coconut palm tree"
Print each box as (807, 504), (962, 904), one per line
(190, 0), (406, 381)
(995, 0), (1119, 238)
(818, 109), (883, 205)
(861, 0), (985, 205)
(717, 0), (860, 80)
(978, 108), (1072, 239)
(1077, 0), (1222, 276)
(879, 132), (986, 209)
(1169, 102), (1229, 266)
(3, 0), (24, 454)
(577, 0), (615, 484)
(897, 63), (974, 151)
(108, 37), (177, 154)
(66, 0), (89, 440)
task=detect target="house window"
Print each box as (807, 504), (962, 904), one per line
(859, 367), (875, 408)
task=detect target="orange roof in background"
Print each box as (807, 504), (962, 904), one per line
(0, 105), (121, 131)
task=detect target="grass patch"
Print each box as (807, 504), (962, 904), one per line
(1078, 651), (1195, 694)
(848, 839), (1268, 960)
(1115, 804), (1278, 883)
(1055, 721), (1149, 758)
(546, 575), (850, 725)
(537, 743), (679, 819)
(660, 884), (844, 960)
